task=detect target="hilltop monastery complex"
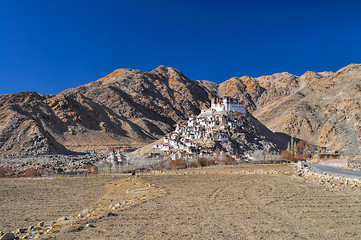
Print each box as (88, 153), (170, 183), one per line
(157, 97), (247, 154)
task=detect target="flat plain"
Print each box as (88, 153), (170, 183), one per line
(1, 164), (361, 239)
(0, 175), (125, 233)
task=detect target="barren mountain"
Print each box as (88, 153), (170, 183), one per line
(253, 64), (361, 155)
(0, 66), (211, 155)
(215, 71), (333, 111)
(0, 91), (71, 155)
(0, 64), (360, 156)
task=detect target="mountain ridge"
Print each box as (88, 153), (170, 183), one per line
(0, 64), (360, 156)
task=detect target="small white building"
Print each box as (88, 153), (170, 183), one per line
(170, 133), (178, 140)
(228, 122), (237, 129)
(186, 147), (194, 154)
(106, 152), (117, 163)
(199, 119), (207, 128)
(201, 108), (215, 115)
(169, 139), (178, 147)
(194, 131), (203, 139)
(209, 121), (216, 127)
(115, 151), (124, 164)
(185, 141), (195, 147)
(236, 120), (243, 126)
(188, 117), (195, 127)
(206, 127), (213, 134)
(219, 133), (229, 141)
(174, 124), (181, 133)
(159, 144), (171, 151)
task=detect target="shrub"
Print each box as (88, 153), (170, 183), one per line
(0, 167), (6, 178)
(197, 158), (216, 167)
(187, 161), (199, 168)
(156, 161), (166, 170)
(197, 158), (207, 167)
(220, 155), (235, 164)
(37, 168), (55, 176)
(280, 150), (296, 162)
(24, 167), (41, 177)
(169, 159), (187, 169)
(3, 167), (18, 177)
(295, 140), (315, 160)
(84, 164), (98, 174)
(224, 161), (237, 165)
(208, 159), (216, 165)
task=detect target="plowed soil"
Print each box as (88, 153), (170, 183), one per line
(1, 164), (361, 239)
(0, 175), (124, 232)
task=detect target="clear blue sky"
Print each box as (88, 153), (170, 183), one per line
(1, 0), (361, 95)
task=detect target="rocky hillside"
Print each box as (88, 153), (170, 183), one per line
(0, 64), (360, 156)
(0, 92), (71, 155)
(253, 64), (361, 155)
(0, 66), (212, 155)
(215, 71), (332, 111)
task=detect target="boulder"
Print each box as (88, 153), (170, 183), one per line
(85, 224), (95, 228)
(107, 212), (118, 217)
(15, 228), (27, 234)
(0, 233), (15, 240)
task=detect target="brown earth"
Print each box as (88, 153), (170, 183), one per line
(0, 175), (124, 232)
(1, 165), (361, 239)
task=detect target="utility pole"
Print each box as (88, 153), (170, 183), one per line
(153, 146), (155, 175)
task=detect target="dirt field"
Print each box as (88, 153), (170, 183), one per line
(0, 175), (125, 232)
(1, 164), (361, 239)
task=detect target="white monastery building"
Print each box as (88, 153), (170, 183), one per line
(202, 97), (246, 114)
(157, 97), (247, 154)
